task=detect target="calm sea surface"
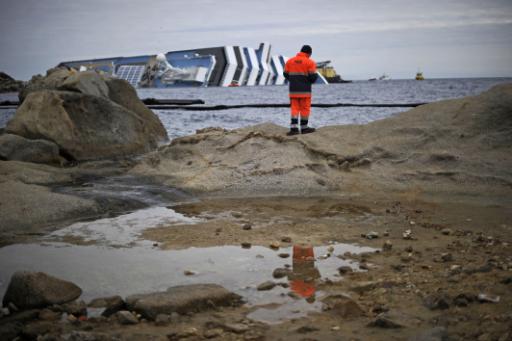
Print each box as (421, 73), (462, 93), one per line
(1, 78), (511, 140)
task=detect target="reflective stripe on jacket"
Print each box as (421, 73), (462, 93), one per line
(283, 52), (317, 98)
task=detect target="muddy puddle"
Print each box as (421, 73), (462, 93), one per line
(0, 203), (377, 324)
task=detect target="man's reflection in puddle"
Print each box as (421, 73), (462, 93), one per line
(288, 244), (321, 302)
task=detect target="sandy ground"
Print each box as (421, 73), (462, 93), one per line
(34, 192), (510, 341)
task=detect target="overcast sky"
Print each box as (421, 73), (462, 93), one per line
(1, 0), (511, 80)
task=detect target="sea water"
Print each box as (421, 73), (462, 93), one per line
(1, 78), (511, 140)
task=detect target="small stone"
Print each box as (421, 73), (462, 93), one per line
(242, 223), (252, 230)
(383, 230), (390, 237)
(67, 314), (78, 324)
(278, 253), (290, 258)
(257, 281), (276, 291)
(155, 313), (171, 326)
(441, 253), (453, 262)
(383, 240), (393, 251)
(272, 268), (290, 279)
(270, 241), (280, 250)
(404, 246), (413, 252)
(184, 270), (197, 276)
(359, 263), (369, 270)
(281, 236), (292, 243)
(337, 266), (353, 275)
(296, 325), (320, 333)
(477, 294), (500, 303)
(424, 294), (450, 310)
(363, 231), (379, 239)
(331, 326), (340, 331)
(441, 228), (453, 235)
(116, 310), (138, 325)
(402, 229), (413, 240)
(204, 328), (224, 339)
(232, 212), (243, 218)
(241, 242), (252, 249)
(222, 323), (249, 334)
(327, 246), (335, 253)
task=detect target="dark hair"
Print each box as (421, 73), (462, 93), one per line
(300, 45), (312, 54)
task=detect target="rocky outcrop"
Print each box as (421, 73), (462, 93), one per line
(0, 72), (23, 93)
(2, 271), (82, 309)
(126, 284), (242, 320)
(131, 84), (512, 198)
(7, 69), (168, 161)
(0, 133), (63, 164)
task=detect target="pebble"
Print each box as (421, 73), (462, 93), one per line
(402, 229), (414, 240)
(155, 314), (171, 326)
(478, 294), (500, 303)
(331, 326), (341, 331)
(327, 246), (335, 253)
(383, 230), (390, 237)
(242, 223), (252, 230)
(441, 228), (453, 235)
(337, 266), (353, 274)
(204, 328), (224, 339)
(363, 231), (379, 239)
(257, 281), (276, 291)
(278, 253), (290, 258)
(383, 240), (393, 251)
(272, 268), (290, 279)
(441, 253), (453, 262)
(241, 242), (252, 249)
(270, 241), (280, 250)
(184, 270), (197, 276)
(281, 236), (292, 243)
(116, 310), (138, 325)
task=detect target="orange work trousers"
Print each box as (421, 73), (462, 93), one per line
(290, 97), (311, 119)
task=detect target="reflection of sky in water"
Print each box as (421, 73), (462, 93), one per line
(0, 241), (375, 323)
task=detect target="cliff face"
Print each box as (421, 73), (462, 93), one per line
(132, 84), (512, 198)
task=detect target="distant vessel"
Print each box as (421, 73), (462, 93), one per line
(415, 71), (425, 80)
(316, 61), (351, 83)
(59, 43), (329, 88)
(368, 73), (389, 81)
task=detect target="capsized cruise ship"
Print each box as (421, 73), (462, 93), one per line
(59, 43), (328, 88)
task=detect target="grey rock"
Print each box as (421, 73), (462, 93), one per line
(7, 89), (167, 161)
(0, 133), (63, 164)
(424, 293), (451, 310)
(21, 321), (61, 339)
(0, 322), (22, 341)
(256, 281), (276, 291)
(54, 299), (87, 316)
(87, 295), (125, 317)
(242, 223), (252, 230)
(116, 310), (138, 325)
(338, 266), (353, 274)
(322, 294), (365, 318)
(441, 228), (453, 235)
(2, 271), (82, 310)
(126, 284), (242, 320)
(272, 268), (291, 279)
(154, 313), (171, 326)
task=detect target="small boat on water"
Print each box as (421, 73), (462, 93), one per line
(368, 73), (389, 81)
(415, 71), (425, 80)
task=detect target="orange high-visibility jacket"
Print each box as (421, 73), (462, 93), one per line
(283, 52), (317, 98)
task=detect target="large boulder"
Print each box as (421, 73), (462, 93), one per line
(18, 67), (71, 102)
(6, 70), (168, 161)
(2, 271), (82, 310)
(126, 284), (242, 320)
(131, 84), (512, 197)
(0, 133), (63, 164)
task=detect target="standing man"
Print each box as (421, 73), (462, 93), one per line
(283, 45), (318, 135)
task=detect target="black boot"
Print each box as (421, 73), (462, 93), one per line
(287, 128), (300, 136)
(287, 118), (299, 136)
(301, 127), (316, 134)
(300, 119), (316, 134)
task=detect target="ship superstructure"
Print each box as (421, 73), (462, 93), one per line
(59, 43), (328, 88)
